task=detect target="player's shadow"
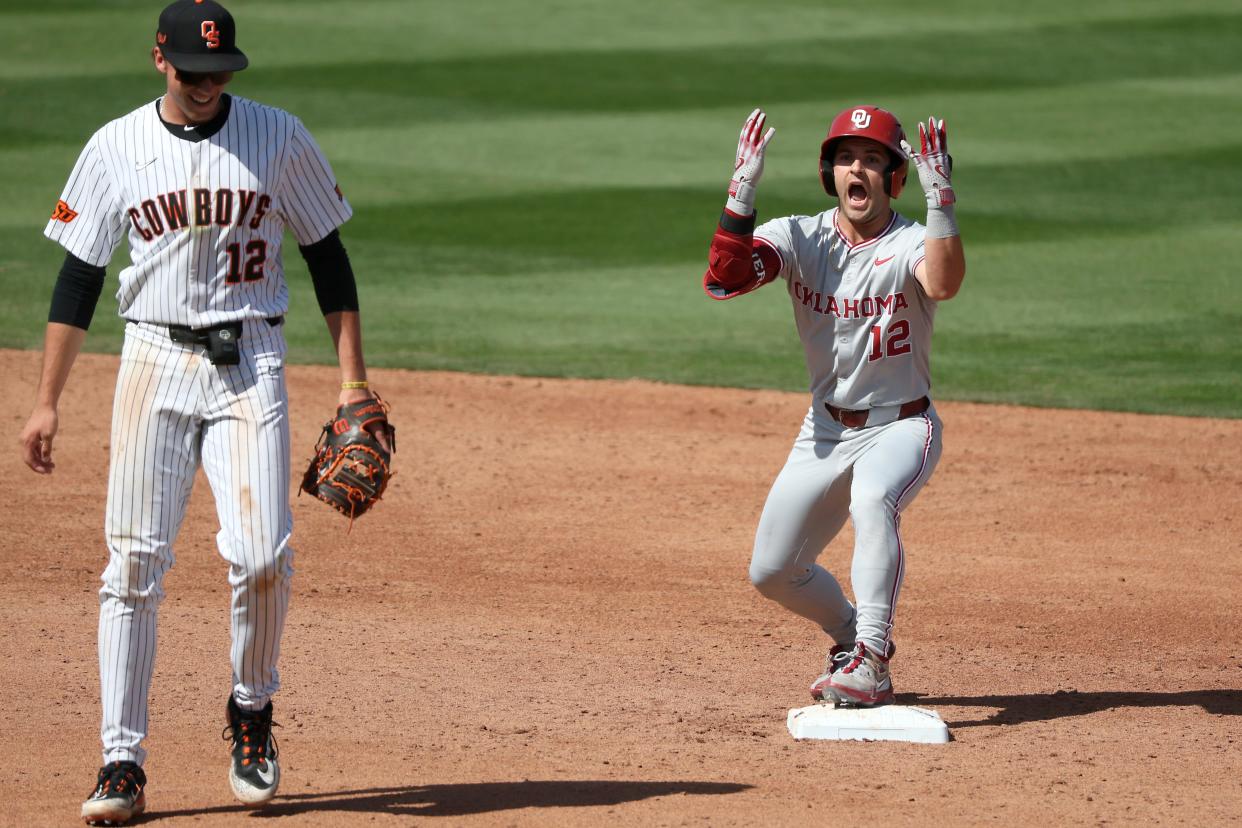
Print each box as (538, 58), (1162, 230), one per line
(899, 689), (1242, 728)
(147, 779), (752, 821)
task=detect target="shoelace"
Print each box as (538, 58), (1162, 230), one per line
(841, 643), (872, 674)
(94, 762), (144, 797)
(830, 648), (855, 672)
(824, 643), (854, 675)
(845, 642), (894, 675)
(222, 715), (280, 767)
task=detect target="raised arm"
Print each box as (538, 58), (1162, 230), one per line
(704, 108), (782, 298)
(903, 117), (966, 301)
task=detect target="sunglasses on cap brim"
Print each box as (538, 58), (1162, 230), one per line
(174, 68), (233, 85)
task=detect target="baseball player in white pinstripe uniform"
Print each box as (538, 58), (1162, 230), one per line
(18, 2), (391, 823)
(704, 105), (966, 708)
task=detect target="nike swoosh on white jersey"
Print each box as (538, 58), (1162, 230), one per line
(135, 158), (157, 170)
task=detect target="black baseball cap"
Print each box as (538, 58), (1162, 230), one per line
(156, 0), (248, 72)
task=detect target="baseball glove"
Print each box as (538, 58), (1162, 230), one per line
(300, 395), (396, 525)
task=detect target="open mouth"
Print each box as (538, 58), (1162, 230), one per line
(846, 181), (868, 207)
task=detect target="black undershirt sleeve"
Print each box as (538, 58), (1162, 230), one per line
(299, 229), (360, 315)
(49, 252), (106, 330)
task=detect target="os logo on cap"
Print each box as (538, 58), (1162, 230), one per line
(202, 21), (220, 49)
(156, 0), (248, 72)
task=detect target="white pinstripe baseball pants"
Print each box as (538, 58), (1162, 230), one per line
(98, 321), (293, 765)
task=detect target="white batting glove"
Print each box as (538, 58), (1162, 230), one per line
(900, 117), (955, 209)
(725, 108), (775, 217)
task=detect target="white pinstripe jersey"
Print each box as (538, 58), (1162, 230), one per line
(755, 208), (934, 410)
(45, 95), (351, 327)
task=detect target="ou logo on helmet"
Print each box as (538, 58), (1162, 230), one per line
(201, 20), (220, 49)
(850, 108), (872, 129)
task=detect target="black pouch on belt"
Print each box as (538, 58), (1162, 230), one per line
(198, 322), (239, 364)
(206, 324), (242, 365)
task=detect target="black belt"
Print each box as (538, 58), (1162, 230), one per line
(165, 316), (282, 343)
(162, 317), (283, 365)
(824, 396), (930, 429)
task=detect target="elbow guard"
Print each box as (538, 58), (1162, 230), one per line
(707, 229), (757, 290)
(703, 211), (780, 299)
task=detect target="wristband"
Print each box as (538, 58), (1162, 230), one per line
(341, 380), (370, 390)
(719, 209), (757, 236)
(925, 205), (959, 239)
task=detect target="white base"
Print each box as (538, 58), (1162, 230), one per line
(787, 704), (949, 743)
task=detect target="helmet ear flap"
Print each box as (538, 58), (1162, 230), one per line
(888, 161), (907, 199)
(819, 156), (837, 196)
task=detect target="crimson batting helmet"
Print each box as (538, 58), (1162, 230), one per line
(819, 105), (908, 198)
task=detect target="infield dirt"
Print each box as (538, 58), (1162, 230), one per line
(3, 349), (1239, 826)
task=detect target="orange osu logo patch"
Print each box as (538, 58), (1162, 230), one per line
(51, 200), (78, 223)
(201, 20), (220, 49)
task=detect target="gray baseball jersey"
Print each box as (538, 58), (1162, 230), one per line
(754, 208), (933, 410)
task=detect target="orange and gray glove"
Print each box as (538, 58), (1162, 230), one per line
(300, 396), (396, 525)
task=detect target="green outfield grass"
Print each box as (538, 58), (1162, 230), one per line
(2, 0), (1239, 416)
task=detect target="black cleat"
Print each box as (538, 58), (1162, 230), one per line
(81, 760), (146, 825)
(222, 695), (280, 806)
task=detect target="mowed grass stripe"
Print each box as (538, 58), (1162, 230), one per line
(7, 10), (1242, 147)
(294, 262), (807, 389)
(12, 212), (1233, 417)
(301, 73), (1242, 205)
(7, 91), (1242, 225)
(8, 7), (1242, 132)
(20, 48), (1242, 224)
(937, 219), (1242, 417)
(6, 0), (1239, 79)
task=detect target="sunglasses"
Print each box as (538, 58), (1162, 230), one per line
(175, 68), (233, 86)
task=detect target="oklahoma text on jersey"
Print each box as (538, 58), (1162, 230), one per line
(791, 284), (910, 319)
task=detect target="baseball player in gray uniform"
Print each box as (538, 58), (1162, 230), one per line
(17, 2), (391, 823)
(704, 105), (965, 707)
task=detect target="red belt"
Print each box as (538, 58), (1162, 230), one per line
(824, 396), (930, 429)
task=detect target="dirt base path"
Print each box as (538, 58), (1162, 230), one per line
(3, 349), (1239, 826)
